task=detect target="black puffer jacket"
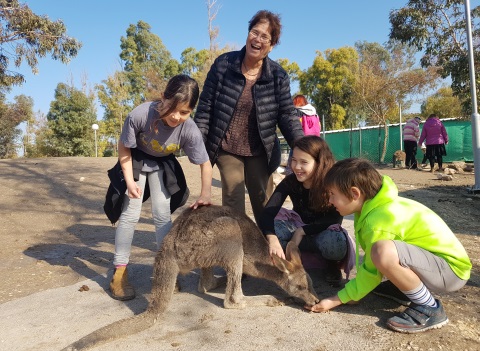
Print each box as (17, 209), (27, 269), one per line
(194, 46), (304, 175)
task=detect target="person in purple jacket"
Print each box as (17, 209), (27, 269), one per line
(418, 114), (449, 172)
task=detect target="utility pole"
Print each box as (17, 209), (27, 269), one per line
(464, 0), (480, 193)
(92, 124), (99, 157)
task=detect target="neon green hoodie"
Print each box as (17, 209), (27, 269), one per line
(337, 175), (472, 304)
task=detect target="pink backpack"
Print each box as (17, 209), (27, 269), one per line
(301, 114), (321, 136)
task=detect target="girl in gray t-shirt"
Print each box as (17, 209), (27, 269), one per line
(110, 75), (212, 301)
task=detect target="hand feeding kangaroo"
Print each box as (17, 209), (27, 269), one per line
(62, 205), (319, 351)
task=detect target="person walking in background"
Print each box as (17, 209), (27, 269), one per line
(418, 114), (448, 172)
(420, 142), (428, 168)
(284, 95), (321, 175)
(259, 136), (354, 286)
(194, 10), (303, 224)
(403, 116), (421, 169)
(108, 75), (212, 301)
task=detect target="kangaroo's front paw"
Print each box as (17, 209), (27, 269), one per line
(242, 295), (294, 307)
(265, 296), (287, 307)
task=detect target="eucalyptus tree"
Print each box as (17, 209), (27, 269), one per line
(0, 0), (81, 91)
(96, 71), (130, 156)
(46, 83), (97, 156)
(389, 0), (480, 111)
(119, 20), (177, 105)
(421, 86), (465, 119)
(351, 41), (439, 162)
(277, 58), (302, 85)
(180, 47), (210, 91)
(0, 1), (82, 158)
(299, 47), (358, 130)
(0, 94), (33, 158)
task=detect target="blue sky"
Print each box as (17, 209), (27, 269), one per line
(8, 0), (413, 119)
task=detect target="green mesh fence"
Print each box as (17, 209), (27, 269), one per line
(322, 119), (473, 164)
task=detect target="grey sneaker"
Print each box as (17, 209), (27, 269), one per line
(386, 299), (449, 333)
(372, 280), (411, 306)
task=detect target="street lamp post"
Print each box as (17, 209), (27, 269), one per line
(92, 123), (99, 157)
(464, 0), (480, 193)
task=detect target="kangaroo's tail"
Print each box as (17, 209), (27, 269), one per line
(62, 226), (180, 350)
(60, 255), (178, 351)
(60, 309), (159, 351)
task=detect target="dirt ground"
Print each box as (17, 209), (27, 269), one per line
(0, 156), (479, 351)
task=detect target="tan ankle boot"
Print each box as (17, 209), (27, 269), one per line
(109, 266), (135, 301)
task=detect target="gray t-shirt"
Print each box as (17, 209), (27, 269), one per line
(120, 101), (209, 171)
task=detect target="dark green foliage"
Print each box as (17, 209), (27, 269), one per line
(119, 20), (176, 105)
(389, 0), (480, 112)
(45, 83), (97, 156)
(0, 93), (33, 158)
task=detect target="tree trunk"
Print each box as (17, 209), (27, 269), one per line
(380, 123), (389, 163)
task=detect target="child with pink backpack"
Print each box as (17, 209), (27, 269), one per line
(284, 95), (321, 175)
(294, 94), (321, 136)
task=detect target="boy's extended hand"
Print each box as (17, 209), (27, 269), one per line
(305, 295), (343, 312)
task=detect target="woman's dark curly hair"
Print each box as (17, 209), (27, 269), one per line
(248, 10), (282, 46)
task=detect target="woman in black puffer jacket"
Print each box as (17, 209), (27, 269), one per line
(194, 10), (303, 224)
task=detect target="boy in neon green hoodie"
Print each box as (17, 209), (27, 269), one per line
(305, 158), (471, 333)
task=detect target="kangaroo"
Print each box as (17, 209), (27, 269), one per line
(393, 150), (406, 168)
(61, 205), (319, 351)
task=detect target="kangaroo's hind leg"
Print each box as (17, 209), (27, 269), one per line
(222, 250), (246, 309)
(198, 267), (227, 293)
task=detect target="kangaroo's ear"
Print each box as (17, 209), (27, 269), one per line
(271, 254), (294, 274)
(285, 242), (303, 267)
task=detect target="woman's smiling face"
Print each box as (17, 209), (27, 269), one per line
(245, 21), (273, 62)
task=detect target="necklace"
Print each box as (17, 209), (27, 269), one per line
(242, 61), (262, 77)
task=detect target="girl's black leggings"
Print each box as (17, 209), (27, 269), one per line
(430, 155), (442, 169)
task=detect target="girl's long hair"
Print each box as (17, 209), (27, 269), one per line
(291, 136), (335, 211)
(152, 74), (199, 133)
